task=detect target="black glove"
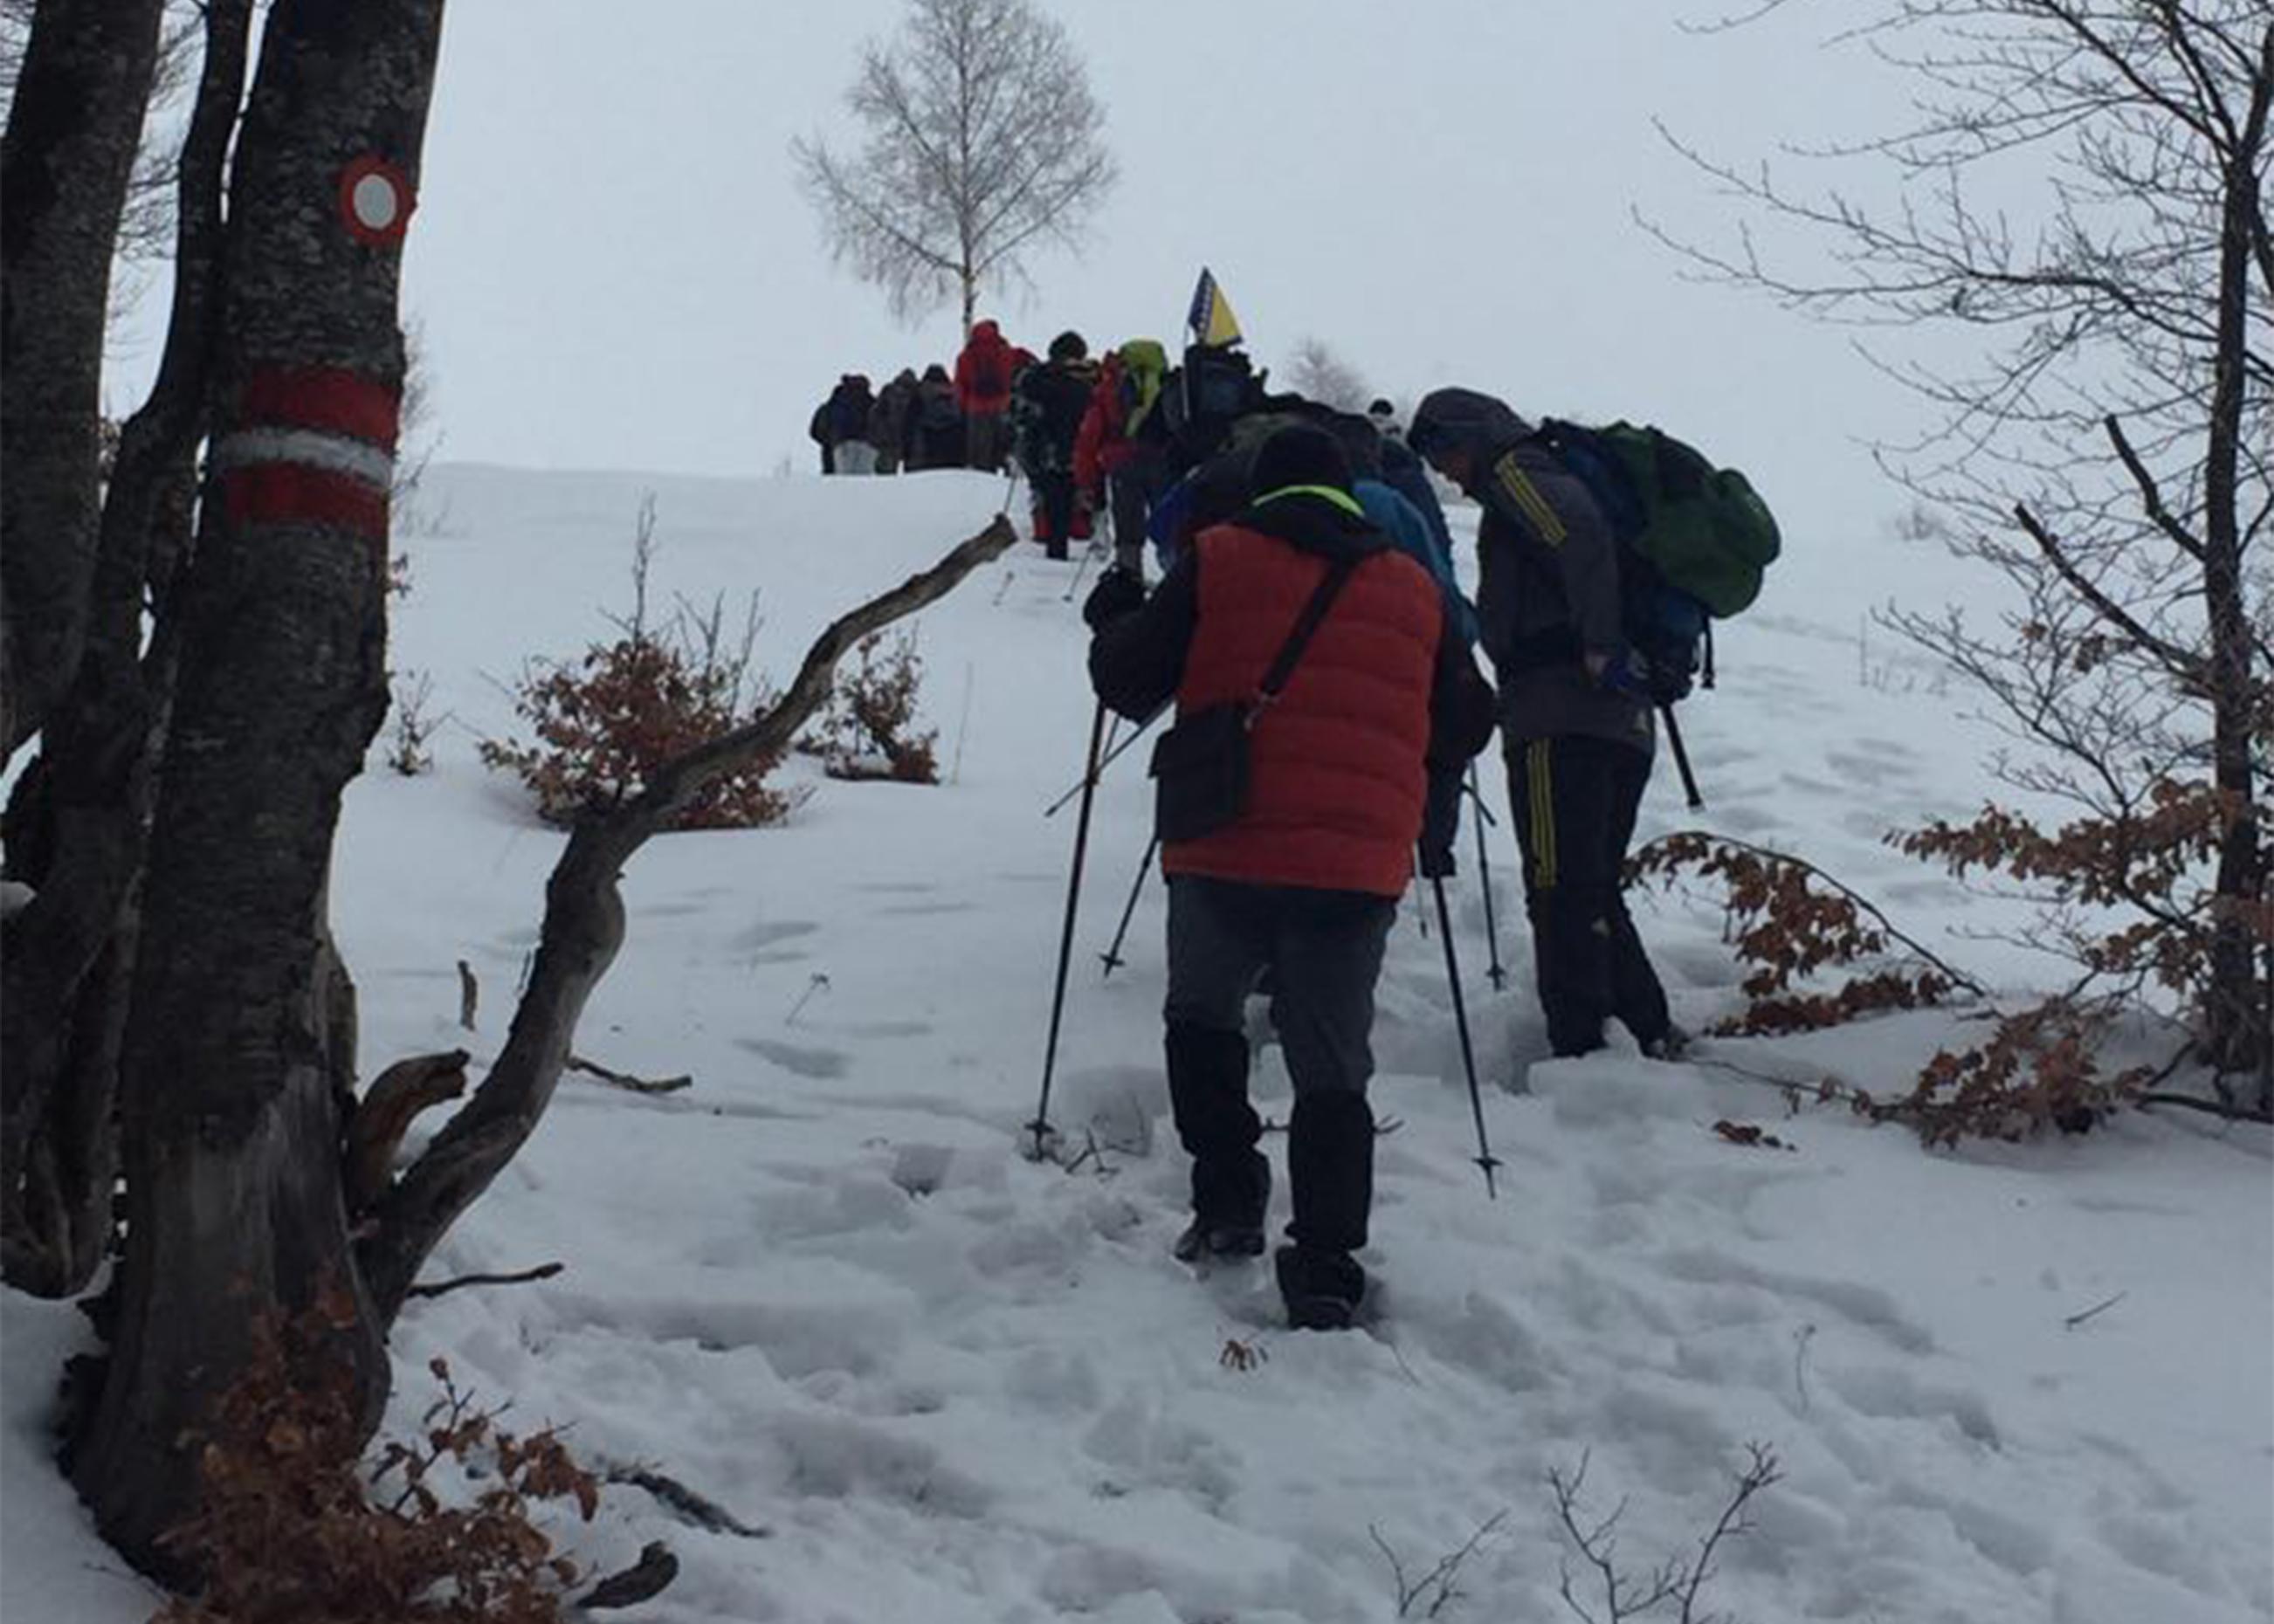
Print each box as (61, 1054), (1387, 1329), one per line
(1082, 566), (1147, 631)
(1590, 643), (1651, 698)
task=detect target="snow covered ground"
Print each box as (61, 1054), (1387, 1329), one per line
(5, 463), (2269, 1623)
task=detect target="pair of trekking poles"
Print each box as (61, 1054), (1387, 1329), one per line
(1027, 703), (1513, 1198)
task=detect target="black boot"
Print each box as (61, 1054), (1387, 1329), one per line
(1275, 1243), (1367, 1331)
(1165, 1022), (1268, 1258)
(1278, 1091), (1374, 1328)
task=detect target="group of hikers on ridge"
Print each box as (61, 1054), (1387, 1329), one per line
(806, 317), (1041, 482)
(830, 289), (1779, 1336)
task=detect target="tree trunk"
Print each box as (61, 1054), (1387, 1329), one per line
(2201, 106), (2270, 1095)
(68, 0), (446, 1576)
(0, 0), (167, 760)
(0, 0), (252, 1300)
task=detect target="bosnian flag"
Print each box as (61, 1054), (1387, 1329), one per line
(1186, 266), (1243, 348)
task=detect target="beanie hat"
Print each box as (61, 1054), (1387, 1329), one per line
(1249, 423), (1353, 497)
(1048, 329), (1088, 361)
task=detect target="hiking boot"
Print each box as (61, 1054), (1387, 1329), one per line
(1173, 1217), (1266, 1263)
(1642, 1022), (1693, 1062)
(1274, 1243), (1367, 1332)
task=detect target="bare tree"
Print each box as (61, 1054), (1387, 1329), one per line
(791, 0), (1117, 334)
(1653, 1), (2271, 1093)
(1284, 335), (1373, 412)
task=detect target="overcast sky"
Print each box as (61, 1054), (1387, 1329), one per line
(116, 1), (1943, 554)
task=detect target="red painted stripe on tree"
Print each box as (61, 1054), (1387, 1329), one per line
(238, 367), (401, 451)
(222, 463), (390, 540)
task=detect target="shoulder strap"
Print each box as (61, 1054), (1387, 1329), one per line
(1255, 557), (1360, 708)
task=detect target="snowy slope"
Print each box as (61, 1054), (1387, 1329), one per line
(3, 463), (2267, 1624)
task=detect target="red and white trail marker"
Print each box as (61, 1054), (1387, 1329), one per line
(339, 155), (414, 246)
(217, 367), (403, 539)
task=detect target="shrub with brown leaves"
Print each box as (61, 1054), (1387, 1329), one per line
(1852, 996), (2156, 1148)
(479, 498), (806, 829)
(813, 627), (939, 784)
(155, 1291), (597, 1624)
(1629, 831), (1971, 1037)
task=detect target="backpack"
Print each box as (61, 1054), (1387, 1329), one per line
(1160, 345), (1259, 459)
(920, 388), (961, 432)
(1537, 420), (1781, 704)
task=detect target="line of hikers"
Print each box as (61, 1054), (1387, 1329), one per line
(1041, 326), (1776, 1334)
(806, 316), (1042, 479)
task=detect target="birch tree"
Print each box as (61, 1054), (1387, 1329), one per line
(792, 0), (1118, 334)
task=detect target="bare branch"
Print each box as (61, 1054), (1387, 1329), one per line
(357, 517), (1018, 1323)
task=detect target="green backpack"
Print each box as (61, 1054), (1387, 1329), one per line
(1541, 420), (1781, 618)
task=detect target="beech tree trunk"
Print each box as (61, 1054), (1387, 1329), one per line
(1, 0), (252, 1300)
(67, 0), (446, 1574)
(2202, 109), (2270, 1091)
(0, 0), (167, 760)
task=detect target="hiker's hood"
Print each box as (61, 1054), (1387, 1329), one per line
(1409, 388), (1533, 465)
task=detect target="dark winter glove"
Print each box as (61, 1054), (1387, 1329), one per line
(1588, 644), (1651, 699)
(1417, 763), (1461, 879)
(1082, 566), (1147, 631)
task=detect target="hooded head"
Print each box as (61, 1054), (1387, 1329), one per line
(1408, 387), (1532, 491)
(922, 362), (949, 383)
(969, 319), (1002, 344)
(1048, 329), (1088, 363)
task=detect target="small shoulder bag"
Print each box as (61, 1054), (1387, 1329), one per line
(1149, 559), (1358, 843)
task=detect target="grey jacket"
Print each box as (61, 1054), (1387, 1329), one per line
(1410, 389), (1653, 754)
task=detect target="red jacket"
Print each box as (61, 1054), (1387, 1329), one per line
(1073, 355), (1125, 493)
(954, 320), (1016, 416)
(1166, 520), (1441, 897)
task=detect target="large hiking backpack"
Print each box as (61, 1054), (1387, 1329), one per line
(1537, 419), (1781, 704)
(1160, 345), (1259, 464)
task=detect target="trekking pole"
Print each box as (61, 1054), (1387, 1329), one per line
(1658, 704), (1706, 811)
(1428, 865), (1502, 1199)
(1467, 763), (1508, 991)
(1031, 701), (1110, 1158)
(1061, 533), (1102, 603)
(1043, 701), (1167, 816)
(1099, 834), (1158, 977)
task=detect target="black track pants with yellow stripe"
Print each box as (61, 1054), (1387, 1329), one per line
(1504, 734), (1671, 1057)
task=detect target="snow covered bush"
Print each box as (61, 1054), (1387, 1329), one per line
(812, 626), (939, 784)
(479, 499), (806, 829)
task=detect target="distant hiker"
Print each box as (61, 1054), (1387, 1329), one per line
(1368, 397), (1404, 444)
(823, 373), (879, 476)
(1075, 337), (1174, 579)
(870, 368), (921, 475)
(808, 394), (836, 474)
(1010, 330), (1099, 560)
(955, 319), (1018, 472)
(1083, 424), (1496, 1332)
(908, 364), (963, 471)
(1408, 387), (1678, 1063)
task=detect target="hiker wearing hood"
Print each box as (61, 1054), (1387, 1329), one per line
(1084, 424), (1497, 1332)
(1409, 387), (1676, 1063)
(954, 319), (1017, 471)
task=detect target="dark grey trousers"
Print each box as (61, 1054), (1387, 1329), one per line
(1164, 875), (1395, 1096)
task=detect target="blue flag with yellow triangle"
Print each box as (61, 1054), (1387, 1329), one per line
(1186, 266), (1243, 348)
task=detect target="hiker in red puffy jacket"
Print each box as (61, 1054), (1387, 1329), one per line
(954, 319), (1017, 471)
(1083, 423), (1497, 1332)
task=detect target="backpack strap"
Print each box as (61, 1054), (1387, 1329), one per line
(1253, 558), (1359, 715)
